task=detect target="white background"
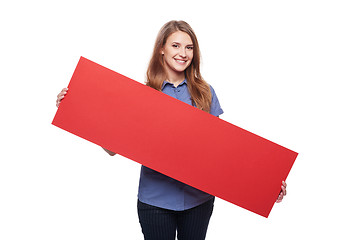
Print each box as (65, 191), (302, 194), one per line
(1, 0), (359, 239)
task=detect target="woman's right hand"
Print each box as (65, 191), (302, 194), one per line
(56, 88), (68, 108)
(56, 87), (116, 156)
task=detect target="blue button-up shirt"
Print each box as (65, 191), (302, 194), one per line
(137, 79), (224, 210)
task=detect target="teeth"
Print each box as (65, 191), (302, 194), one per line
(176, 60), (185, 63)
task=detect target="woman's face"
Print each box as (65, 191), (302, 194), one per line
(161, 31), (194, 76)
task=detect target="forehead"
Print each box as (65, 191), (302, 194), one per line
(166, 31), (193, 45)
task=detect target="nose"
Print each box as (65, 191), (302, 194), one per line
(179, 47), (186, 58)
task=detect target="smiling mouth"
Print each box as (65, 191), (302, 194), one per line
(174, 59), (187, 64)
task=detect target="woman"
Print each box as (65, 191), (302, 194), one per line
(56, 20), (287, 240)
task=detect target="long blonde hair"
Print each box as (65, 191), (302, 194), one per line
(146, 20), (212, 113)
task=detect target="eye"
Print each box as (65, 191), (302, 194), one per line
(186, 46), (194, 50)
(172, 44), (179, 48)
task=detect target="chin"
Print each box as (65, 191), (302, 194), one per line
(176, 67), (187, 72)
(177, 64), (191, 72)
(170, 66), (186, 73)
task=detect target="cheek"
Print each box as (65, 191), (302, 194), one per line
(188, 52), (194, 61)
(163, 48), (174, 57)
(188, 55), (194, 64)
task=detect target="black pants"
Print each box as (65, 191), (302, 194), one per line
(137, 198), (214, 240)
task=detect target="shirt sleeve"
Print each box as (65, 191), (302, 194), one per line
(209, 85), (224, 117)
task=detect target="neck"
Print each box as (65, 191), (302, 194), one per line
(164, 67), (185, 87)
(167, 74), (185, 87)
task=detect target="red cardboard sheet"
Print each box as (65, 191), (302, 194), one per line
(52, 57), (298, 217)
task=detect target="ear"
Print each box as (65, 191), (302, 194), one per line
(161, 49), (164, 55)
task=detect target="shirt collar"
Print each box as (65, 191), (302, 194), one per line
(161, 78), (187, 90)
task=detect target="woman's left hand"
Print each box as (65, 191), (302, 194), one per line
(276, 181), (287, 203)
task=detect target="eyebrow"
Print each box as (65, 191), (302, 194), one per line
(172, 41), (193, 46)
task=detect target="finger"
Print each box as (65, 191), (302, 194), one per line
(56, 95), (65, 107)
(57, 92), (65, 99)
(281, 181), (287, 195)
(282, 186), (287, 196)
(57, 88), (68, 97)
(61, 89), (68, 96)
(57, 91), (68, 104)
(56, 95), (64, 104)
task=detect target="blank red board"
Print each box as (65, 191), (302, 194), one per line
(52, 57), (298, 218)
